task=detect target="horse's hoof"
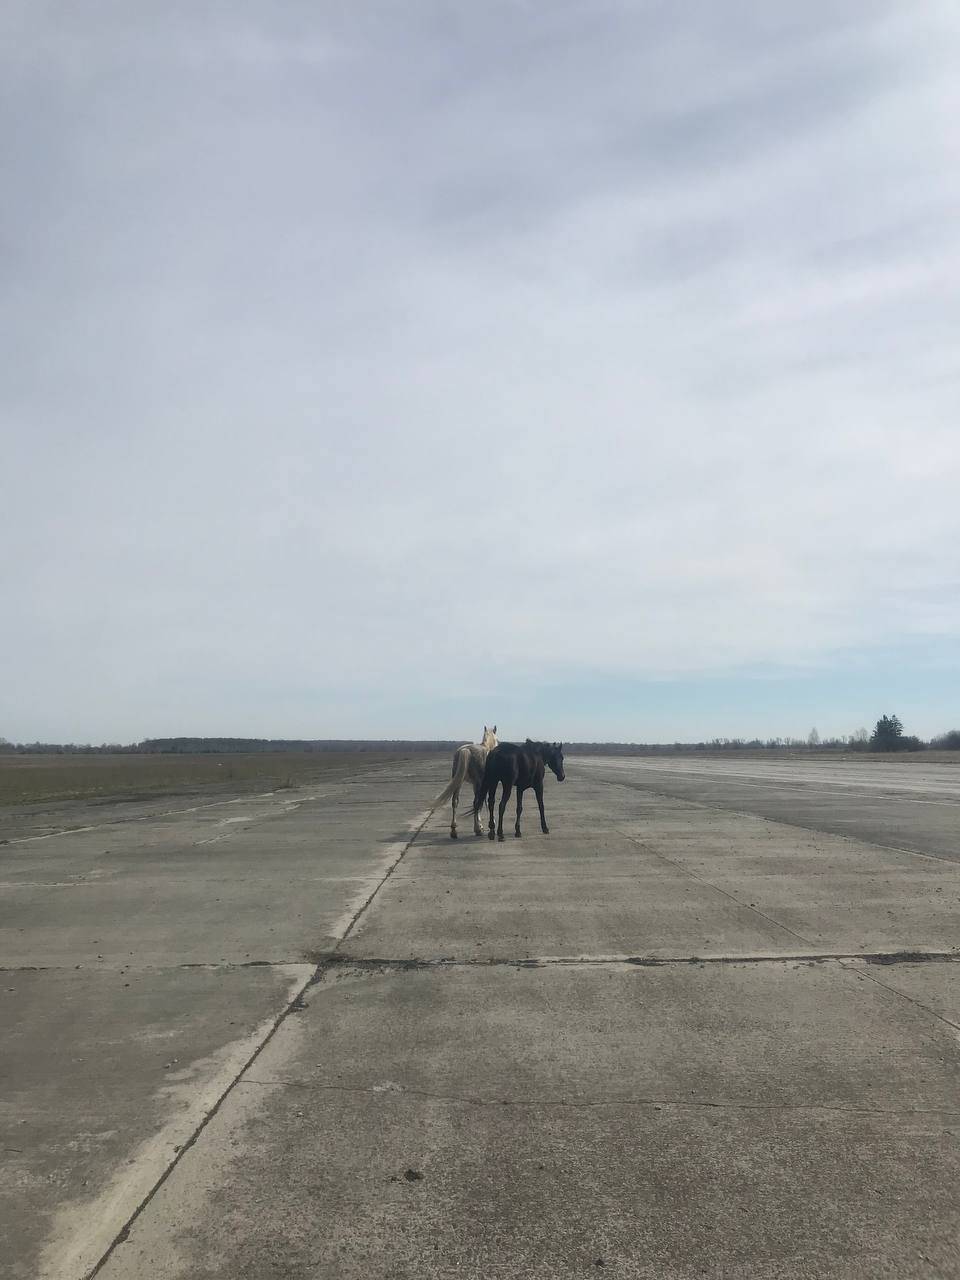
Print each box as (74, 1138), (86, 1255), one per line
(542, 827), (550, 835)
(514, 831), (522, 838)
(488, 831), (495, 841)
(497, 833), (505, 842)
(450, 831), (458, 840)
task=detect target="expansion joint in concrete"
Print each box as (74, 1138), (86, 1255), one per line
(317, 949), (960, 972)
(0, 960), (318, 974)
(236, 1078), (960, 1120)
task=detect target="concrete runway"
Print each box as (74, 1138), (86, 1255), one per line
(3, 755), (959, 1279)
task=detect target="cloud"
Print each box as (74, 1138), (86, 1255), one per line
(2, 2), (959, 739)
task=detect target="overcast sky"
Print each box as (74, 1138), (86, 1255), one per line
(2, 2), (959, 744)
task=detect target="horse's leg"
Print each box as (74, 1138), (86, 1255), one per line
(472, 781), (483, 835)
(534, 780), (549, 834)
(497, 782), (512, 842)
(487, 784), (496, 840)
(515, 786), (524, 838)
(450, 784), (459, 839)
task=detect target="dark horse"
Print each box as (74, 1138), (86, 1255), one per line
(475, 740), (565, 842)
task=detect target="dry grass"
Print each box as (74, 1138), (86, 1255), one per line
(0, 751), (421, 808)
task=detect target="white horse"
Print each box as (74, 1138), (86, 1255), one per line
(433, 725), (498, 838)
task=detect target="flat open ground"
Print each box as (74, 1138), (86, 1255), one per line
(3, 754), (960, 1279)
(0, 752), (422, 816)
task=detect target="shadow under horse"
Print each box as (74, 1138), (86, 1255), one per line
(475, 739), (565, 841)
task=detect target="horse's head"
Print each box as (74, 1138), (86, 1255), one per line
(545, 741), (565, 782)
(482, 724), (498, 751)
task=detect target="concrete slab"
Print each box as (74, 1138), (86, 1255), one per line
(1, 963), (312, 1280)
(339, 786), (960, 961)
(845, 958), (960, 1030)
(0, 777), (437, 966)
(0, 873), (376, 966)
(1, 788), (416, 883)
(344, 790), (797, 959)
(9, 754), (960, 1279)
(580, 755), (960, 863)
(0, 757), (443, 1280)
(616, 808), (960, 956)
(340, 865), (803, 960)
(95, 961), (960, 1279)
(0, 756), (441, 843)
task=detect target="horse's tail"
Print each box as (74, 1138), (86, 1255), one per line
(469, 750), (497, 817)
(433, 746), (470, 806)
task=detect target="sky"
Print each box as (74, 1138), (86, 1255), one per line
(2, 2), (959, 744)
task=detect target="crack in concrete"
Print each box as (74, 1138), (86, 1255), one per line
(0, 880), (114, 889)
(317, 950), (960, 971)
(839, 960), (960, 1036)
(591, 771), (960, 868)
(8, 950), (956, 979)
(0, 960), (311, 974)
(236, 1076), (960, 1119)
(618, 827), (819, 948)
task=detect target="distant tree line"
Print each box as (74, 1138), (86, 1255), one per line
(139, 738), (463, 754)
(508, 716), (951, 754)
(0, 737), (461, 755)
(1, 719), (957, 756)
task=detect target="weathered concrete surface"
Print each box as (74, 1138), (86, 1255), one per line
(578, 755), (960, 862)
(2, 964), (312, 1280)
(0, 778), (434, 965)
(98, 961), (960, 1280)
(341, 779), (960, 960)
(84, 758), (960, 1280)
(0, 758), (441, 1280)
(6, 754), (960, 1279)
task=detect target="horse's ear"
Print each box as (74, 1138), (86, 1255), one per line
(483, 725), (487, 733)
(493, 725), (496, 733)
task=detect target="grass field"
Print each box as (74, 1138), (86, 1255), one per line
(0, 751), (428, 808)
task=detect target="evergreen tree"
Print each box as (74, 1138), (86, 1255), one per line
(870, 714), (904, 751)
